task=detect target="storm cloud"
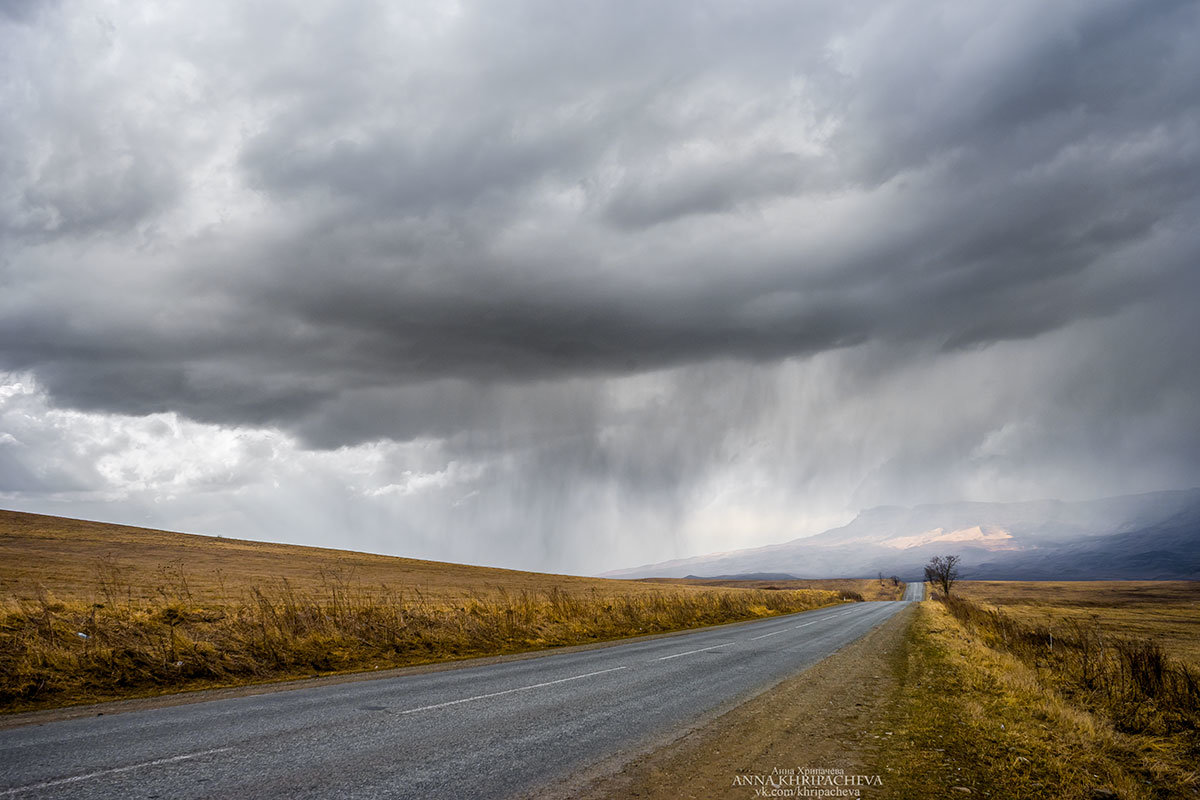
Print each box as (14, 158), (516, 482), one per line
(1, 0), (1198, 572)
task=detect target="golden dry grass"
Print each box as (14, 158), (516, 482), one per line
(955, 581), (1200, 666)
(0, 509), (707, 604)
(873, 601), (1200, 799)
(0, 509), (846, 713)
(639, 577), (906, 601)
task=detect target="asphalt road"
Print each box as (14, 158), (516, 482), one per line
(1, 590), (921, 800)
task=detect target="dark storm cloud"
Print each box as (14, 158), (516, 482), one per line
(3, 0), (1198, 447)
(1, 0), (1199, 573)
(0, 0), (47, 24)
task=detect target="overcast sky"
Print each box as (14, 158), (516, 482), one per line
(2, 0), (1198, 574)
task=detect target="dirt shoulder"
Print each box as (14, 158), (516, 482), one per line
(536, 604), (914, 800)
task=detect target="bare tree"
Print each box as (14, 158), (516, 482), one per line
(924, 555), (960, 597)
(889, 575), (901, 587)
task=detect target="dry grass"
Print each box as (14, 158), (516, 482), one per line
(955, 581), (1200, 666)
(939, 593), (1200, 745)
(0, 509), (706, 604)
(639, 577), (906, 601)
(0, 509), (845, 713)
(873, 601), (1200, 799)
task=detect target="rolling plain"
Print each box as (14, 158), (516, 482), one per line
(0, 509), (853, 713)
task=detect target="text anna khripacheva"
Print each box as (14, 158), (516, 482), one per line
(731, 766), (883, 798)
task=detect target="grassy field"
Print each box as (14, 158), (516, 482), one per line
(640, 576), (907, 601)
(873, 582), (1200, 799)
(956, 580), (1200, 665)
(0, 509), (714, 604)
(0, 509), (847, 713)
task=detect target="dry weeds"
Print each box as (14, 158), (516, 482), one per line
(956, 581), (1200, 665)
(873, 596), (1199, 799)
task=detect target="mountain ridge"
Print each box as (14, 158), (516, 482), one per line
(602, 488), (1200, 580)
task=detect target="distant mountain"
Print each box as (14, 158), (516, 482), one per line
(603, 489), (1200, 580)
(682, 572), (800, 581)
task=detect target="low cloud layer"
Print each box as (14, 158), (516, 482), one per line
(2, 0), (1198, 572)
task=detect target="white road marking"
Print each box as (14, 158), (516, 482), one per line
(753, 606), (859, 638)
(399, 666), (627, 714)
(750, 629), (786, 640)
(1, 747), (233, 797)
(656, 643), (732, 661)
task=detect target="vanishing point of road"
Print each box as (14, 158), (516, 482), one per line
(1, 583), (924, 799)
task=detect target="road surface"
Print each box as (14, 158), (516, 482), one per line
(1, 590), (922, 799)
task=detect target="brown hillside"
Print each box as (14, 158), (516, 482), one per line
(0, 508), (691, 603)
